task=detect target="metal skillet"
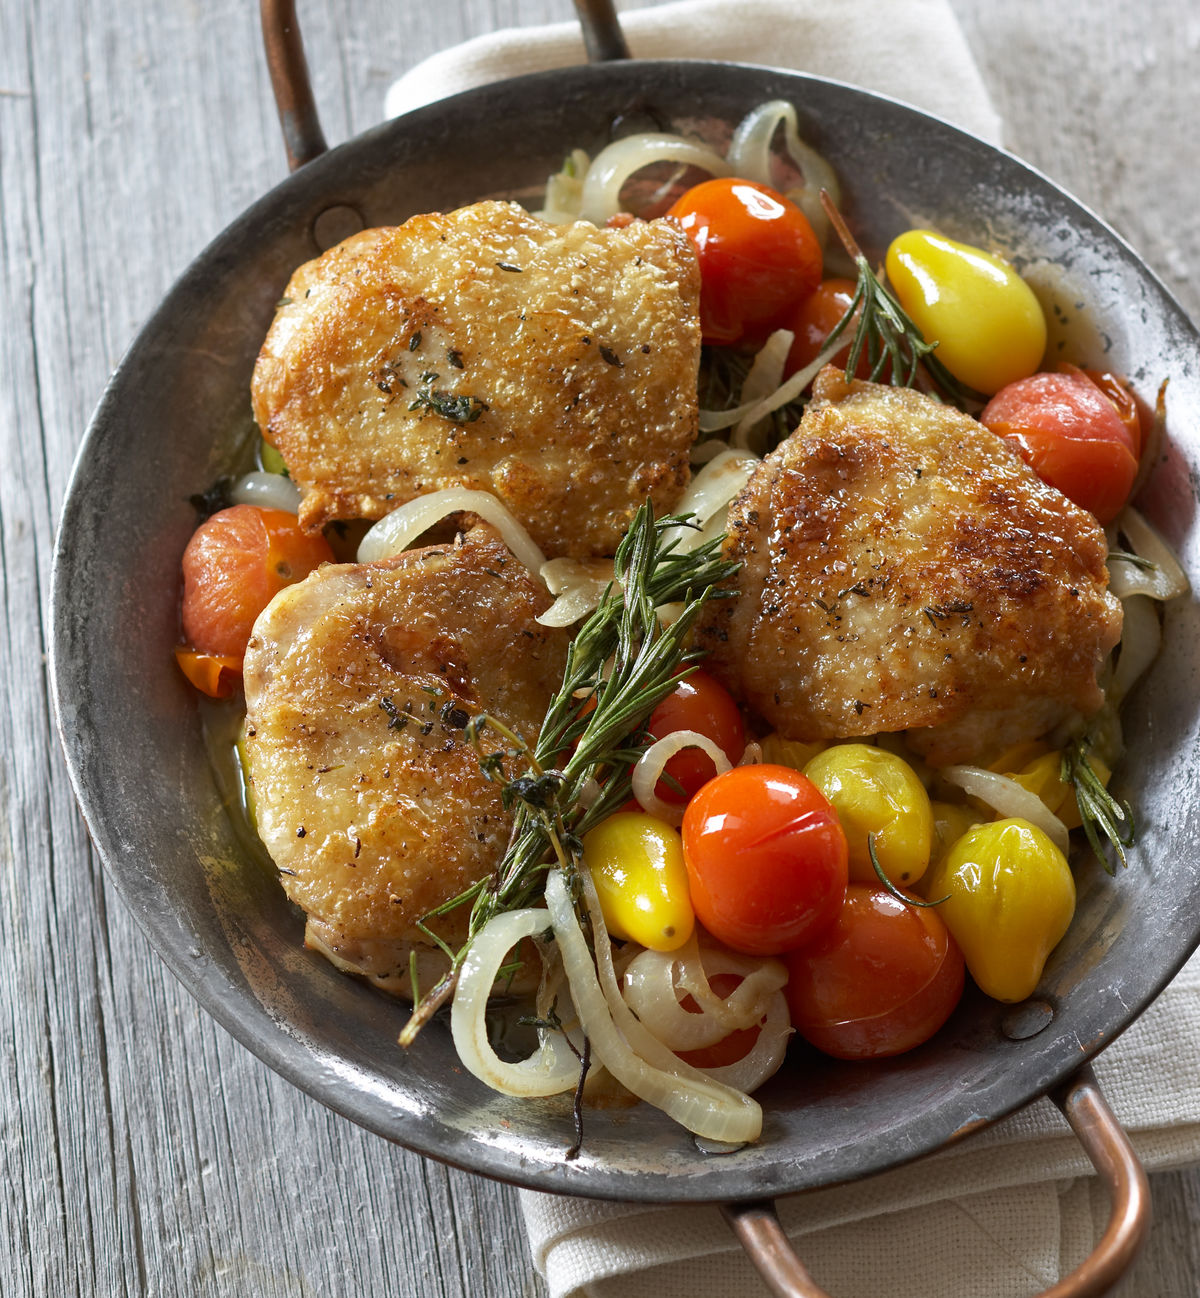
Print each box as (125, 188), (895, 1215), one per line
(49, 1), (1200, 1292)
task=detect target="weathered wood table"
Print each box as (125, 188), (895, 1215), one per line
(4, 1), (1199, 1293)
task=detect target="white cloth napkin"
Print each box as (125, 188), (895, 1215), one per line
(385, 3), (1200, 1293)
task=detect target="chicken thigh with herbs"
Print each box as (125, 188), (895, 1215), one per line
(699, 368), (1123, 766)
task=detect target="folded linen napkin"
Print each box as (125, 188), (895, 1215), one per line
(385, 4), (1200, 1293)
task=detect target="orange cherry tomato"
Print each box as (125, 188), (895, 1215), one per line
(785, 885), (965, 1060)
(181, 505), (335, 660)
(646, 669), (746, 804)
(667, 178), (822, 347)
(681, 764), (847, 956)
(981, 369), (1139, 523)
(784, 277), (879, 380)
(173, 647), (242, 698)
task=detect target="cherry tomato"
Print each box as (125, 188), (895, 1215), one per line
(181, 505), (335, 660)
(784, 278), (877, 380)
(173, 647), (241, 699)
(645, 669), (746, 804)
(785, 885), (965, 1060)
(681, 764), (847, 956)
(1078, 366), (1144, 457)
(667, 178), (822, 347)
(981, 369), (1139, 522)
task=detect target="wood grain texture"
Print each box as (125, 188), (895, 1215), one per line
(2, 0), (1197, 1295)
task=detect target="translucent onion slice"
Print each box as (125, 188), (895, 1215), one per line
(1108, 594), (1162, 706)
(940, 766), (1070, 856)
(621, 937), (787, 1052)
(727, 100), (841, 242)
(535, 558), (615, 628)
(699, 336), (842, 433)
(631, 730), (733, 825)
(230, 471), (303, 514)
(579, 134), (731, 225)
(731, 329), (794, 450)
(663, 449), (759, 555)
(356, 486), (547, 577)
(1108, 507), (1190, 600)
(545, 869), (763, 1143)
(699, 991), (792, 1094)
(536, 147), (591, 223)
(450, 908), (580, 1098)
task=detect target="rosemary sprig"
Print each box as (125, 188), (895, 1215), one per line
(1061, 737), (1135, 874)
(819, 192), (983, 410)
(398, 505), (737, 1046)
(868, 834), (948, 907)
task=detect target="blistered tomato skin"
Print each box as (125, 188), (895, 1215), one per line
(681, 764), (848, 956)
(981, 369), (1139, 523)
(582, 812), (695, 952)
(181, 505), (335, 660)
(885, 229), (1047, 395)
(785, 885), (965, 1060)
(667, 178), (823, 347)
(803, 743), (934, 887)
(923, 817), (1075, 1003)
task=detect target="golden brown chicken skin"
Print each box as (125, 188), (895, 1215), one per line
(698, 369), (1123, 766)
(242, 527), (568, 989)
(251, 201), (701, 559)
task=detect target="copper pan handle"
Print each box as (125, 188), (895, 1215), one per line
(260, 0), (630, 173)
(723, 1064), (1150, 1298)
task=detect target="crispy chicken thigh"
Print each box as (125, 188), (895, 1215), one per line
(699, 369), (1123, 766)
(242, 527), (568, 989)
(251, 201), (701, 559)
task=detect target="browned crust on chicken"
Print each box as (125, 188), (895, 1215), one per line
(698, 369), (1123, 766)
(251, 202), (701, 559)
(242, 528), (568, 977)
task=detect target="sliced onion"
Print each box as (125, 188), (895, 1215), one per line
(940, 766), (1070, 856)
(1108, 507), (1190, 600)
(1108, 593), (1162, 706)
(230, 471), (303, 514)
(621, 937), (787, 1052)
(663, 449), (759, 555)
(535, 558), (615, 628)
(699, 336), (841, 433)
(356, 486), (547, 577)
(631, 731), (733, 825)
(545, 869), (763, 1143)
(699, 991), (792, 1093)
(579, 134), (730, 225)
(732, 329), (795, 450)
(450, 908), (580, 1098)
(536, 147), (591, 224)
(727, 100), (841, 242)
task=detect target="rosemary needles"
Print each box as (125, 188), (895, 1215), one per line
(398, 505), (737, 1046)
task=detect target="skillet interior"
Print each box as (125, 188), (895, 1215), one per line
(51, 60), (1200, 1203)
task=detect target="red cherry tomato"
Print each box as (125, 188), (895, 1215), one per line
(181, 504), (335, 660)
(681, 764), (848, 956)
(784, 277), (878, 380)
(785, 885), (965, 1060)
(667, 178), (823, 348)
(981, 369), (1139, 523)
(646, 669), (746, 804)
(1079, 367), (1144, 457)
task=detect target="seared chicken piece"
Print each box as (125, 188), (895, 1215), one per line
(699, 369), (1123, 766)
(251, 201), (701, 559)
(242, 527), (568, 989)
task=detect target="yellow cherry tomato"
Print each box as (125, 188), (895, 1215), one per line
(803, 743), (933, 887)
(928, 799), (982, 869)
(759, 732), (828, 770)
(885, 229), (1047, 395)
(924, 818), (1075, 1002)
(1001, 749), (1111, 832)
(582, 812), (694, 951)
